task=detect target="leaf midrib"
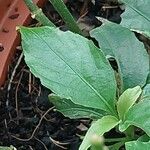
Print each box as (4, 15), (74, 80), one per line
(27, 28), (114, 114)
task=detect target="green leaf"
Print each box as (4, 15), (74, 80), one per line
(141, 84), (150, 101)
(90, 22), (149, 90)
(19, 26), (117, 114)
(125, 140), (150, 150)
(119, 99), (150, 136)
(117, 86), (142, 120)
(0, 146), (16, 150)
(146, 73), (150, 84)
(120, 0), (150, 38)
(79, 116), (119, 150)
(138, 134), (150, 142)
(49, 94), (106, 119)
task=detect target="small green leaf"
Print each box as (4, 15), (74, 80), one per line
(138, 134), (150, 142)
(20, 26), (117, 114)
(146, 73), (150, 84)
(120, 0), (150, 38)
(117, 86), (142, 120)
(119, 99), (150, 136)
(49, 94), (106, 119)
(125, 140), (150, 150)
(0, 146), (16, 150)
(90, 22), (149, 90)
(79, 115), (119, 150)
(141, 84), (150, 101)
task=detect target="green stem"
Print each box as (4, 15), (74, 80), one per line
(110, 137), (131, 150)
(110, 141), (125, 150)
(105, 137), (128, 143)
(124, 126), (134, 139)
(48, 0), (82, 35)
(24, 0), (55, 27)
(109, 137), (133, 150)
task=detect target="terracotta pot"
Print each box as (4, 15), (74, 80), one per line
(0, 0), (46, 87)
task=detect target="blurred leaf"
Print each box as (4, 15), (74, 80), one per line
(138, 134), (150, 142)
(125, 140), (150, 150)
(141, 84), (150, 101)
(0, 146), (16, 150)
(79, 115), (119, 150)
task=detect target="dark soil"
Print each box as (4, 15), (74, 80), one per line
(0, 50), (82, 150)
(0, 0), (127, 149)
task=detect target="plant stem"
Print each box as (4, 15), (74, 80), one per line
(109, 137), (133, 150)
(124, 126), (134, 139)
(48, 0), (82, 35)
(105, 137), (128, 143)
(110, 141), (125, 150)
(110, 137), (131, 150)
(24, 0), (55, 27)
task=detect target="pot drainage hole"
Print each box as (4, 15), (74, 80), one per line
(2, 28), (9, 33)
(0, 43), (4, 52)
(9, 13), (19, 19)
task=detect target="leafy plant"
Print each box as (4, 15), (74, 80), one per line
(19, 25), (149, 149)
(19, 0), (150, 149)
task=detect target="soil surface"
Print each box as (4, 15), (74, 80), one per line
(0, 0), (134, 149)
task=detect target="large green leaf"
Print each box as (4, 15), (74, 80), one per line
(117, 86), (142, 120)
(20, 26), (116, 114)
(90, 22), (149, 90)
(120, 0), (150, 38)
(79, 115), (119, 150)
(119, 99), (150, 136)
(49, 94), (106, 119)
(125, 140), (150, 150)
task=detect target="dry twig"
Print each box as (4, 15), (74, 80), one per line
(11, 107), (54, 141)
